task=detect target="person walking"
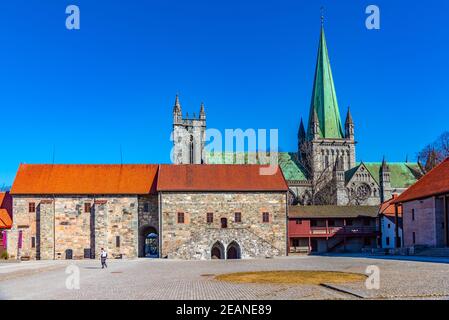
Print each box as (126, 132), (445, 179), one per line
(100, 248), (108, 269)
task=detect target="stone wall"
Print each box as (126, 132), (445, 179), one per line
(8, 195), (139, 260)
(403, 198), (437, 247)
(160, 192), (287, 259)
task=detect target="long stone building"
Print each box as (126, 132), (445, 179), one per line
(6, 164), (288, 260)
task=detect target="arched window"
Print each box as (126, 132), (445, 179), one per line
(189, 135), (194, 164)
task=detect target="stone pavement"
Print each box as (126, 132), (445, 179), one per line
(1, 255), (449, 300)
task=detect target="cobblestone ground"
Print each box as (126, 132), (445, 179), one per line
(1, 255), (449, 300)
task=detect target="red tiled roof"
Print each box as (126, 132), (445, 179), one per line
(0, 192), (12, 229)
(379, 194), (402, 217)
(393, 158), (449, 204)
(157, 164), (288, 192)
(10, 164), (159, 195)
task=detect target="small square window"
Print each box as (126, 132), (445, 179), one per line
(207, 212), (213, 223)
(84, 203), (92, 213)
(178, 212), (185, 224)
(29, 202), (36, 213)
(235, 212), (241, 223)
(262, 212), (269, 223)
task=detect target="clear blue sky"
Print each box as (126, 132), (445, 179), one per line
(0, 0), (448, 186)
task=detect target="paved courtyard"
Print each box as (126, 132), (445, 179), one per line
(1, 255), (449, 300)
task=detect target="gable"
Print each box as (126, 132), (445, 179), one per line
(345, 163), (379, 187)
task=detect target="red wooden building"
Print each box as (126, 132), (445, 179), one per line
(288, 206), (380, 254)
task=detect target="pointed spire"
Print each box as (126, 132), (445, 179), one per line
(298, 118), (306, 141)
(173, 94), (181, 114)
(307, 20), (344, 140)
(381, 156), (389, 172)
(199, 102), (206, 120)
(345, 106), (354, 125)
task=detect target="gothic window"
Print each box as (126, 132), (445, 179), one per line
(189, 135), (194, 164)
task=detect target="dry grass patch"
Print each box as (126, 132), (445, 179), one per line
(215, 270), (366, 285)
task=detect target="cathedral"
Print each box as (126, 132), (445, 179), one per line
(173, 23), (423, 208)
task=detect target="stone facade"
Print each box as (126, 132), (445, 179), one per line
(160, 192), (287, 259)
(7, 195), (141, 260)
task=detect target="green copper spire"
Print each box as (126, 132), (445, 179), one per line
(307, 24), (344, 140)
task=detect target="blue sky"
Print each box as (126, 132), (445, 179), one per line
(0, 0), (448, 186)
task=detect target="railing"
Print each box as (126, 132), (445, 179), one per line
(290, 226), (379, 237)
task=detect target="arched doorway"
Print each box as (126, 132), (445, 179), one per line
(211, 241), (225, 259)
(226, 241), (241, 259)
(139, 225), (158, 258)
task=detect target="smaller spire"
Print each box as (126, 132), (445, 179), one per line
(173, 94), (181, 113)
(199, 102), (206, 120)
(345, 106), (354, 124)
(381, 156), (389, 171)
(298, 118), (306, 141)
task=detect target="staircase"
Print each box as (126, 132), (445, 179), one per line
(327, 238), (345, 252)
(414, 247), (449, 257)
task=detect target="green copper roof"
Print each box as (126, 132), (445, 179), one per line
(362, 162), (423, 189)
(206, 152), (308, 181)
(307, 26), (344, 140)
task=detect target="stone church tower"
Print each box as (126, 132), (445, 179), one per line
(172, 95), (206, 164)
(298, 24), (356, 182)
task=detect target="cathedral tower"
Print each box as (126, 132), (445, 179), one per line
(172, 95), (206, 164)
(299, 21), (356, 180)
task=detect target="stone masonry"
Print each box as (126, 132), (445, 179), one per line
(160, 192), (287, 259)
(7, 195), (141, 260)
